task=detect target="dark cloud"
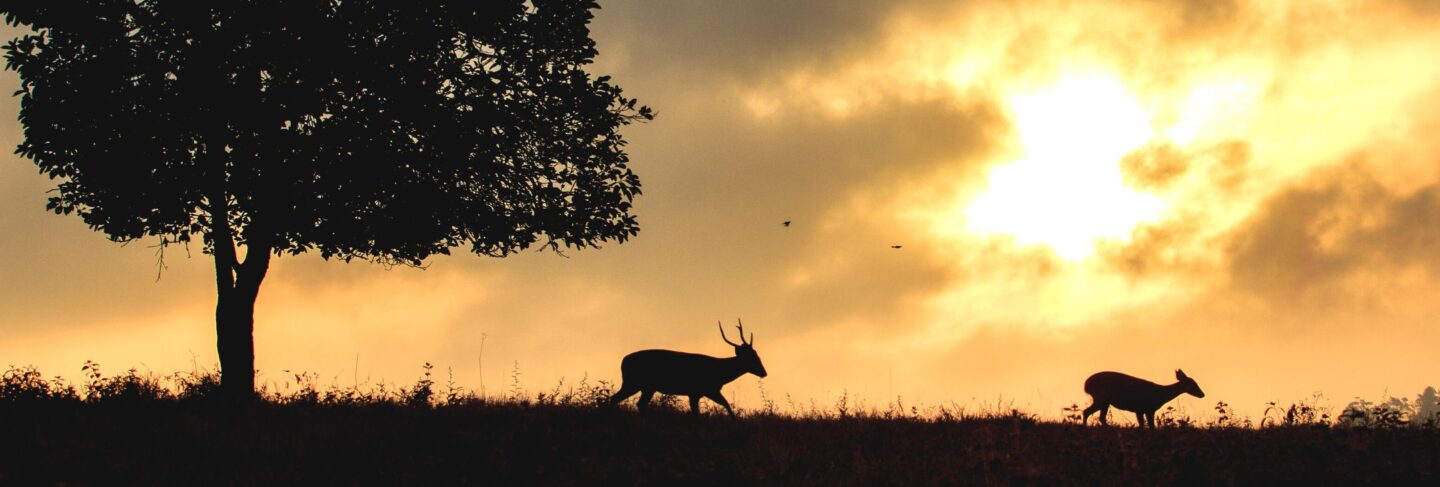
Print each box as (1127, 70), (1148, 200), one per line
(1224, 160), (1440, 309)
(594, 0), (913, 80)
(1159, 0), (1242, 30)
(1099, 216), (1206, 277)
(1120, 139), (1250, 191)
(1121, 143), (1191, 189)
(1392, 0), (1440, 15)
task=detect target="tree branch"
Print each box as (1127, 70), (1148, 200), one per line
(235, 231), (273, 300)
(205, 145), (238, 292)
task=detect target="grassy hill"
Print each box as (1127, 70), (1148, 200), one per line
(3, 364), (1437, 485)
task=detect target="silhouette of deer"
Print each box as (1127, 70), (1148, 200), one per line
(1082, 369), (1205, 428)
(610, 319), (768, 416)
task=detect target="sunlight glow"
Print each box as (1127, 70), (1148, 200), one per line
(1163, 79), (1260, 145)
(965, 73), (1165, 260)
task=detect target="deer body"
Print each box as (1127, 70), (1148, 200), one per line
(611, 321), (767, 416)
(1083, 370), (1204, 428)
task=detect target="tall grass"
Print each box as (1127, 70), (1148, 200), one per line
(2, 362), (1438, 485)
(4, 362), (1436, 429)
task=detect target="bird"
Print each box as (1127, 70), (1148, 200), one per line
(891, 245), (903, 249)
(782, 220), (791, 227)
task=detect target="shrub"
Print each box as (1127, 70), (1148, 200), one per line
(1207, 401), (1253, 428)
(173, 367), (224, 401)
(1414, 387), (1440, 428)
(1340, 398), (1410, 429)
(1157, 404), (1194, 428)
(0, 365), (79, 403)
(80, 361), (169, 403)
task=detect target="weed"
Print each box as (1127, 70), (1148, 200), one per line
(1157, 405), (1193, 428)
(536, 377), (567, 406)
(1061, 403), (1083, 424)
(572, 374), (614, 409)
(755, 379), (777, 416)
(1208, 401), (1252, 428)
(272, 371), (321, 405)
(402, 363), (435, 408)
(834, 389), (850, 419)
(508, 361), (525, 403)
(1262, 393), (1331, 427)
(443, 367), (467, 406)
(934, 403), (966, 423)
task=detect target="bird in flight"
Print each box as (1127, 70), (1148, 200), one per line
(891, 245), (903, 249)
(782, 220), (792, 227)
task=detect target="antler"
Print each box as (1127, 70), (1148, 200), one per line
(736, 318), (752, 346)
(718, 321), (740, 346)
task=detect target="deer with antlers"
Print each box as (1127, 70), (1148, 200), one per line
(610, 319), (768, 416)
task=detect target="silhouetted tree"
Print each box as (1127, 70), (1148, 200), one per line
(1415, 387), (1440, 427)
(1, 0), (651, 399)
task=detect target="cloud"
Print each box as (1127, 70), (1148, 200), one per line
(1118, 139), (1251, 193)
(1099, 215), (1209, 278)
(1121, 143), (1191, 190)
(1224, 160), (1440, 312)
(1389, 0), (1440, 16)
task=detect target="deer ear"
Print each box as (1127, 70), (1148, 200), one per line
(1176, 369), (1188, 380)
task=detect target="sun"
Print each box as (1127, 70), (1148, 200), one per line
(964, 73), (1165, 260)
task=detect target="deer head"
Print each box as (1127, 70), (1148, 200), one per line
(719, 319), (767, 378)
(1176, 369), (1205, 398)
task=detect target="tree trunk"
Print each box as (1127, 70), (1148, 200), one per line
(216, 279), (259, 399)
(214, 238), (272, 401)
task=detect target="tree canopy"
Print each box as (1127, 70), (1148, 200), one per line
(3, 0), (649, 264)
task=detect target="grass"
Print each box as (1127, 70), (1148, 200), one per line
(2, 363), (1438, 485)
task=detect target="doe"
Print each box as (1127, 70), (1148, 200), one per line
(1082, 369), (1205, 428)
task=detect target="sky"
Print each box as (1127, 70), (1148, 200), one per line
(3, 0), (1440, 420)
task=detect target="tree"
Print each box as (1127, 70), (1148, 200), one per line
(1, 0), (651, 399)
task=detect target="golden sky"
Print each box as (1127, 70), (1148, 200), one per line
(3, 0), (1440, 420)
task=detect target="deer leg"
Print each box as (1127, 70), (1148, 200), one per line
(1097, 406), (1109, 425)
(1082, 402), (1102, 425)
(706, 391), (735, 417)
(1148, 413), (1158, 429)
(636, 390), (656, 412)
(689, 395), (703, 415)
(1136, 412), (1147, 428)
(610, 384), (638, 405)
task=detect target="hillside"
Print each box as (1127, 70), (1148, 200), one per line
(3, 365), (1437, 485)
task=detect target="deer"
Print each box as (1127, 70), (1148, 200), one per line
(610, 319), (768, 416)
(1082, 369), (1205, 428)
